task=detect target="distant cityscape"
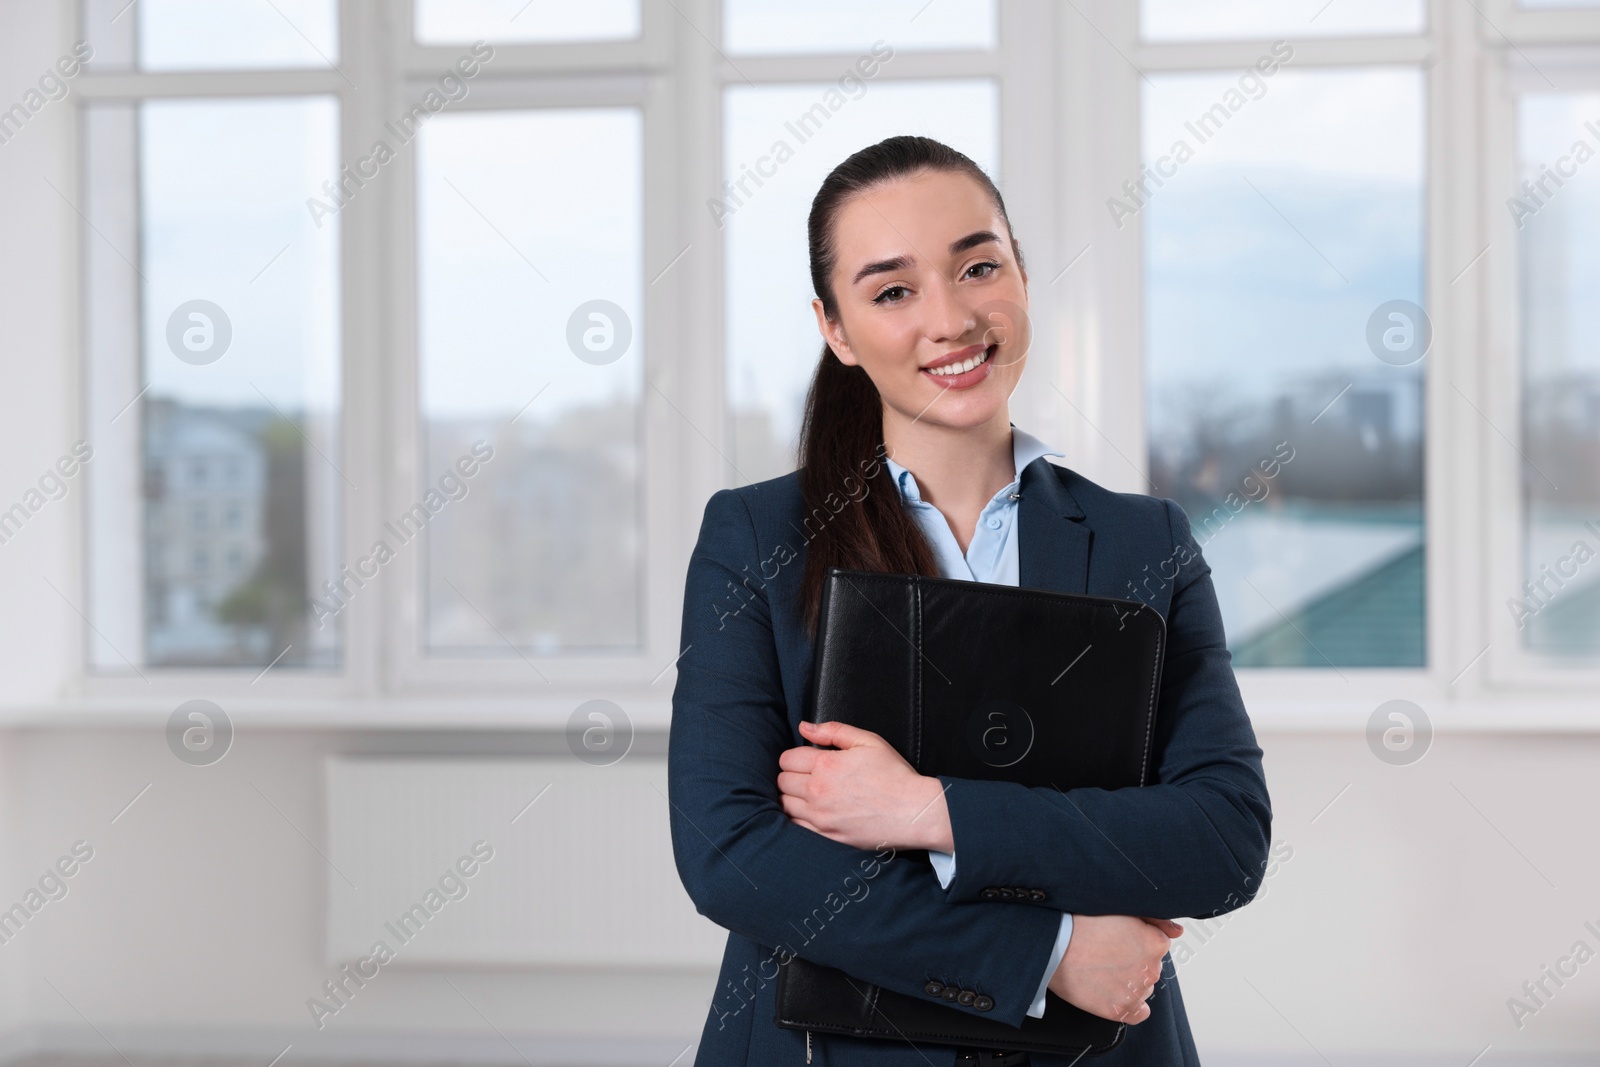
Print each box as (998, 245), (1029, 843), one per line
(137, 394), (644, 668)
(130, 354), (1598, 671)
(142, 397), (323, 668)
(422, 398), (642, 655)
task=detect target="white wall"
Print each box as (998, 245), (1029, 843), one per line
(0, 0), (80, 710)
(0, 727), (1596, 1062)
(0, 729), (709, 1057)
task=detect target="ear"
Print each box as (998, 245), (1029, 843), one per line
(1012, 237), (1029, 291)
(812, 297), (858, 367)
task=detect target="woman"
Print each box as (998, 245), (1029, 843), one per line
(668, 135), (1272, 1066)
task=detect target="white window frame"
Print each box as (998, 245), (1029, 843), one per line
(69, 5), (357, 717)
(1073, 0), (1600, 728)
(59, 0), (1600, 728)
(1479, 1), (1600, 705)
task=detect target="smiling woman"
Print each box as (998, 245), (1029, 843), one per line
(668, 135), (1272, 1067)
(798, 140), (1035, 634)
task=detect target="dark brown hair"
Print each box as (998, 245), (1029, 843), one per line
(797, 135), (1025, 638)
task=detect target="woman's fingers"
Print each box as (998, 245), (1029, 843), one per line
(775, 769), (808, 797)
(798, 719), (885, 750)
(776, 745), (819, 772)
(1141, 916), (1185, 938)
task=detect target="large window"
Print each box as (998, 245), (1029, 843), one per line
(83, 95), (342, 671)
(413, 0), (639, 44)
(1143, 67), (1426, 668)
(416, 109), (643, 655)
(1139, 0), (1425, 41)
(85, 0), (340, 70)
(722, 0), (996, 54)
(62, 0), (1600, 720)
(1514, 93), (1600, 660)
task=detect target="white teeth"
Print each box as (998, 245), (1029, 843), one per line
(927, 348), (991, 376)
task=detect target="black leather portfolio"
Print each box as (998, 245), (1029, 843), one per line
(773, 567), (1167, 1057)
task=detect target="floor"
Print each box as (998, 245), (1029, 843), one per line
(12, 1060), (467, 1067)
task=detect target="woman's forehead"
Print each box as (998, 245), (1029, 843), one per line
(832, 175), (1004, 264)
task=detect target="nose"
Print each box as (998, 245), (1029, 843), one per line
(923, 274), (978, 346)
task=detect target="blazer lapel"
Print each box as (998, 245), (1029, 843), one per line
(1017, 458), (1092, 595)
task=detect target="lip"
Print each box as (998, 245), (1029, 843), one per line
(919, 343), (996, 390)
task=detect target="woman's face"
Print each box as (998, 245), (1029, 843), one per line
(813, 168), (1029, 433)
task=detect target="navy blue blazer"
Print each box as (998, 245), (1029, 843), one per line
(668, 456), (1273, 1066)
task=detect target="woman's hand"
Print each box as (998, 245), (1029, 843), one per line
(1048, 915), (1184, 1024)
(777, 720), (952, 852)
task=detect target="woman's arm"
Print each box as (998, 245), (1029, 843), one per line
(667, 488), (1066, 1028)
(932, 497), (1274, 920)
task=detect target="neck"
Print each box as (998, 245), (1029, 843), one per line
(881, 409), (1015, 513)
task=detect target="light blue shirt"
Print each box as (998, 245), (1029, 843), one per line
(882, 423), (1072, 1021)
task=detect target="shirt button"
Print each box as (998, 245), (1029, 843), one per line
(986, 516), (1001, 529)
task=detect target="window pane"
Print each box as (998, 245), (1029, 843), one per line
(724, 81), (998, 484)
(83, 97), (342, 670)
(1141, 0), (1424, 41)
(417, 110), (642, 654)
(1515, 95), (1600, 660)
(82, 0), (339, 71)
(724, 0), (995, 54)
(1142, 69), (1426, 668)
(414, 0), (639, 44)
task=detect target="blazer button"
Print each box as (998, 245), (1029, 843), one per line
(942, 986), (960, 1002)
(957, 989), (976, 1006)
(924, 980), (944, 996)
(973, 994), (995, 1012)
(980, 887), (999, 900)
(998, 887), (1015, 899)
(1029, 889), (1046, 901)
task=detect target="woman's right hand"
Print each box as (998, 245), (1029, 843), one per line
(1047, 915), (1184, 1024)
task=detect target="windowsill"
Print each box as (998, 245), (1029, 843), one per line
(1, 694), (1598, 731)
(0, 696), (676, 730)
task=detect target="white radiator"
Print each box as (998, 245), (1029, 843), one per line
(323, 757), (726, 967)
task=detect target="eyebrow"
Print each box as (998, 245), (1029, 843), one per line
(849, 230), (1003, 287)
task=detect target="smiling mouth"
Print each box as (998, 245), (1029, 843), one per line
(924, 344), (995, 378)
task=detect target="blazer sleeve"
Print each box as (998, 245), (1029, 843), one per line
(668, 488), (1065, 1028)
(933, 497), (1274, 921)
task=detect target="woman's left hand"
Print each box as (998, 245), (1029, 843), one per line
(777, 720), (952, 852)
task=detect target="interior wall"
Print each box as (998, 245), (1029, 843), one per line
(0, 727), (1595, 1059)
(2, 729), (711, 1049)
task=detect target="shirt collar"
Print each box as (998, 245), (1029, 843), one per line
(883, 423), (1065, 506)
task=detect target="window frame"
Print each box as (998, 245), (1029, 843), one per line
(71, 10), (357, 712)
(60, 0), (1600, 728)
(1479, 12), (1600, 699)
(1097, 0), (1600, 724)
